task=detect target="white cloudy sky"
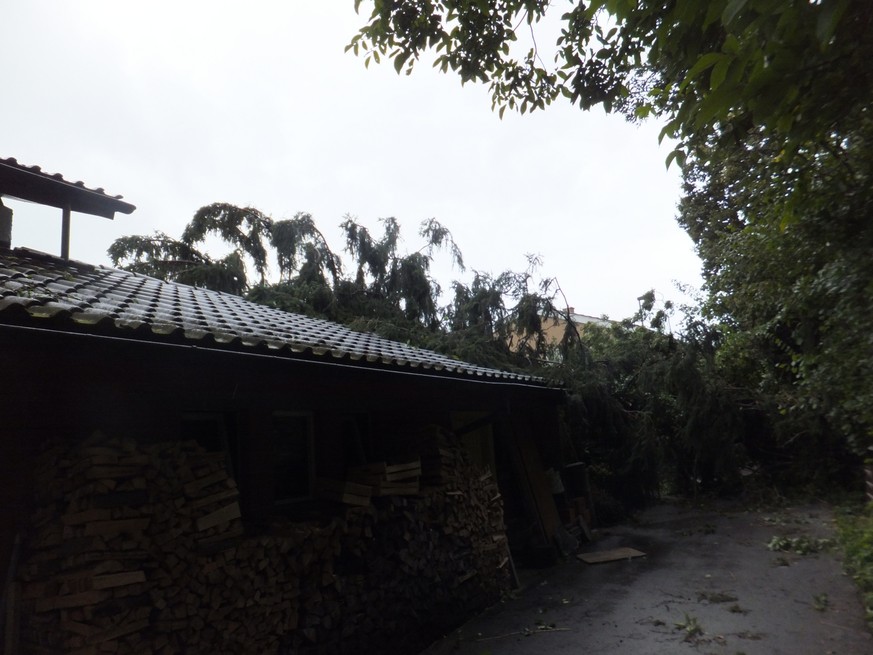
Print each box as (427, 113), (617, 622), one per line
(1, 1), (702, 322)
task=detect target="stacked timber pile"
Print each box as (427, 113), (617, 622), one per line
(15, 428), (510, 655)
(347, 458), (421, 497)
(313, 458), (421, 507)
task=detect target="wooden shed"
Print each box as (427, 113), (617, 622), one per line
(0, 240), (566, 653)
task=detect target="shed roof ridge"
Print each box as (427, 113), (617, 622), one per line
(0, 248), (550, 386)
(0, 156), (132, 203)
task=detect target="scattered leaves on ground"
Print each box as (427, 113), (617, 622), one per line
(767, 535), (834, 555)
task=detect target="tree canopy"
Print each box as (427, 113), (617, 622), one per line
(350, 1), (871, 165)
(110, 202), (768, 513)
(350, 0), (873, 467)
(108, 204), (557, 371)
(105, 0), (873, 515)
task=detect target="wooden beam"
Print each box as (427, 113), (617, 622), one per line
(61, 204), (71, 259)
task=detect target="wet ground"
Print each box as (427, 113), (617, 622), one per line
(422, 501), (872, 655)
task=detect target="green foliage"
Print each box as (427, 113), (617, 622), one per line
(336, 216), (455, 328)
(183, 203), (274, 285)
(554, 299), (751, 514)
(674, 612), (704, 641)
(349, 0), (873, 494)
(448, 258), (555, 367)
(836, 503), (873, 627)
(107, 231), (248, 295)
(269, 212), (342, 285)
(110, 196), (860, 513)
(813, 592), (830, 612)
(679, 110), (873, 461)
(766, 535), (834, 555)
(350, 1), (871, 166)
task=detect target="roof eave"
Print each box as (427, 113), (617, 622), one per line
(0, 160), (136, 219)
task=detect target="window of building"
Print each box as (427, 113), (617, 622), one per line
(180, 411), (238, 478)
(272, 412), (314, 505)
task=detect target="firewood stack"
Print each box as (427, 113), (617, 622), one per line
(14, 427), (511, 655)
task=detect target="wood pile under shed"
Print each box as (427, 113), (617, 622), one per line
(11, 427), (511, 654)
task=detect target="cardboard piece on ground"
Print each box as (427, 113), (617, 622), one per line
(577, 547), (646, 564)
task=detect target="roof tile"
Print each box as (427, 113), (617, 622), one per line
(0, 248), (547, 385)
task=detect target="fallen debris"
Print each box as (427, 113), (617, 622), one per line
(577, 547), (646, 564)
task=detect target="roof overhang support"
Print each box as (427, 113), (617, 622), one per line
(0, 158), (136, 258)
(61, 204), (71, 260)
(0, 160), (136, 219)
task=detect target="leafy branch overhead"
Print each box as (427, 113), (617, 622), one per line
(106, 231), (250, 296)
(350, 1), (870, 163)
(99, 1), (873, 538)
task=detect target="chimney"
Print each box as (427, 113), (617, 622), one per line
(0, 198), (12, 250)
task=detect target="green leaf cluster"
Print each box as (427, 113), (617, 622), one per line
(679, 107), (873, 462)
(557, 306), (751, 509)
(349, 2), (873, 488)
(351, 1), (871, 169)
(836, 503), (873, 627)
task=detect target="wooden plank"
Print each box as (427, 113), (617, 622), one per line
(577, 547), (646, 564)
(195, 502), (241, 532)
(81, 550), (150, 563)
(454, 570), (477, 585)
(183, 470), (228, 496)
(190, 488), (238, 509)
(61, 509), (112, 526)
(385, 459), (420, 474)
(509, 420), (562, 545)
(315, 478), (372, 498)
(92, 571), (147, 590)
(4, 581), (20, 655)
(375, 482), (420, 496)
(79, 447), (120, 457)
(83, 466), (142, 480)
(66, 646), (98, 655)
(316, 489), (371, 507)
(60, 620), (99, 638)
(337, 493), (371, 507)
(88, 618), (150, 644)
(315, 478), (373, 506)
(34, 590), (109, 612)
(346, 471), (383, 486)
(91, 490), (150, 509)
(197, 525), (246, 552)
(79, 455), (119, 466)
(116, 455), (150, 466)
(83, 518), (150, 537)
(384, 469), (421, 482)
(385, 464), (421, 473)
(21, 581), (48, 600)
(348, 462), (387, 475)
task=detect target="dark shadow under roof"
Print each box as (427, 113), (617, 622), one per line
(0, 248), (550, 386)
(0, 157), (135, 219)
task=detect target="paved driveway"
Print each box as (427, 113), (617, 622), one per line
(422, 502), (872, 655)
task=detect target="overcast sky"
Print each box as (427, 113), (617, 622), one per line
(1, 1), (702, 322)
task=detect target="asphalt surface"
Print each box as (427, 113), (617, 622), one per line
(422, 501), (872, 655)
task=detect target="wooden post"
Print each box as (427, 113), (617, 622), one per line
(3, 581), (20, 655)
(2, 533), (21, 655)
(61, 204), (71, 259)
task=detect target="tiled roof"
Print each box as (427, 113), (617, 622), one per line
(0, 248), (547, 385)
(0, 157), (135, 219)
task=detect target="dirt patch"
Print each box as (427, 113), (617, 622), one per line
(420, 501), (872, 655)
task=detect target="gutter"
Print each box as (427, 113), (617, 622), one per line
(0, 321), (564, 395)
